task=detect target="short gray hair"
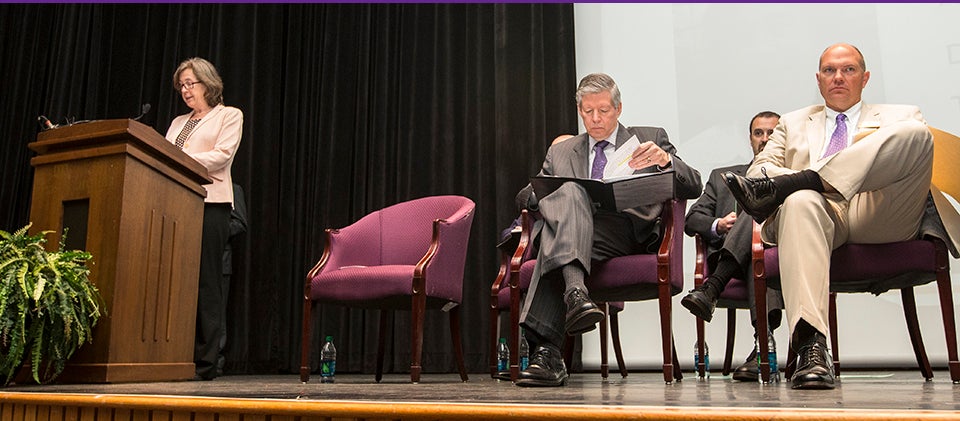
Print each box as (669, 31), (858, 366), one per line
(575, 73), (621, 108)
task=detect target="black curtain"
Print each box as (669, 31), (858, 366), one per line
(0, 4), (577, 375)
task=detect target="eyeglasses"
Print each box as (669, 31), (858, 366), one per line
(177, 80), (204, 91)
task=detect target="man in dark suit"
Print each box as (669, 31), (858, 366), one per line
(724, 43), (958, 389)
(681, 111), (784, 382)
(514, 73), (702, 387)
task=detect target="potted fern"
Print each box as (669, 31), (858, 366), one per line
(0, 224), (104, 385)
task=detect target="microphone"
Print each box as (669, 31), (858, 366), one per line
(132, 103), (151, 121)
(37, 115), (57, 131)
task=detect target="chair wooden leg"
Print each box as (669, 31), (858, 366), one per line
(901, 287), (933, 380)
(672, 338), (683, 382)
(933, 252), (960, 382)
(696, 310), (706, 379)
(449, 306), (469, 382)
(610, 310), (628, 378)
(509, 276), (522, 382)
(410, 294), (426, 383)
(600, 303), (609, 379)
(299, 297), (314, 383)
(489, 301), (500, 379)
(754, 268), (771, 383)
(829, 292), (840, 377)
(376, 310), (388, 383)
(722, 308), (736, 376)
(659, 281), (674, 383)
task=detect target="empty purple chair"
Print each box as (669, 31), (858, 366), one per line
(300, 195), (475, 383)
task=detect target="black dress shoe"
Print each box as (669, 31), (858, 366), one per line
(791, 339), (835, 389)
(564, 288), (604, 335)
(732, 347), (759, 382)
(516, 345), (568, 387)
(722, 170), (780, 223)
(680, 283), (719, 322)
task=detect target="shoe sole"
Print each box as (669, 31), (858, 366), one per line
(680, 294), (714, 322)
(732, 372), (759, 382)
(565, 308), (604, 336)
(515, 376), (569, 387)
(791, 379), (836, 389)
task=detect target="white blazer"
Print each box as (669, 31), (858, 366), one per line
(165, 104), (243, 206)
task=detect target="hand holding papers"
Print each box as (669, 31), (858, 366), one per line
(604, 135), (642, 178)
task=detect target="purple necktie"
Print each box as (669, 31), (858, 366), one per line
(591, 140), (610, 179)
(822, 113), (847, 158)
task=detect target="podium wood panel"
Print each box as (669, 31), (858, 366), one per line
(28, 119), (210, 383)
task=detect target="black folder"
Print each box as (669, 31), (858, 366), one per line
(530, 170), (675, 212)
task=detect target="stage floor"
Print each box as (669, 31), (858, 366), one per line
(3, 369), (959, 413)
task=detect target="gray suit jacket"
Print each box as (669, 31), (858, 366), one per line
(516, 123), (702, 246)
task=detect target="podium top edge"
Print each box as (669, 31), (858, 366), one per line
(29, 119), (211, 184)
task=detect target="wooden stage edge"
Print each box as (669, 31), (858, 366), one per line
(2, 392), (959, 421)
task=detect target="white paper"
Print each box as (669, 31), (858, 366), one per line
(604, 135), (641, 178)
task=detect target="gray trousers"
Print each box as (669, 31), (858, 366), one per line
(519, 182), (640, 347)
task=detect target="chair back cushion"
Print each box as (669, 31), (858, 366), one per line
(311, 195), (475, 307)
(377, 195), (473, 264)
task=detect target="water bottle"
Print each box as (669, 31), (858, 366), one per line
(758, 333), (780, 383)
(693, 341), (710, 378)
(518, 331), (530, 371)
(320, 335), (337, 383)
(497, 337), (510, 374)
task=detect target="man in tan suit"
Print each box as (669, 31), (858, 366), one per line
(723, 43), (953, 389)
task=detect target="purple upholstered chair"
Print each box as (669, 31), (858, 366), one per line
(691, 234), (754, 379)
(299, 195), (475, 383)
(751, 222), (960, 384)
(489, 209), (628, 381)
(510, 199), (687, 383)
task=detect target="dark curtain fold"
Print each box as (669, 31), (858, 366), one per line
(0, 4), (577, 375)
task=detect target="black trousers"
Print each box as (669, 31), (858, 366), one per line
(195, 203), (231, 379)
(712, 211), (783, 330)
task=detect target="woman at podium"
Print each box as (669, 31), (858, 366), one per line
(164, 57), (243, 381)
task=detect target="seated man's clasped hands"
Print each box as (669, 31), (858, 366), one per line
(513, 73), (701, 387)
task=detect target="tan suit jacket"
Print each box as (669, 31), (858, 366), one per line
(749, 103), (959, 255)
(165, 104), (243, 206)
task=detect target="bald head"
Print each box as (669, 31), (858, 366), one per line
(816, 43), (871, 112)
(819, 43), (866, 72)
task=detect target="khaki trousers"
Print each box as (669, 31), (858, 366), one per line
(762, 120), (933, 339)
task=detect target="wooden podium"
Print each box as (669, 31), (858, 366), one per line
(28, 119), (210, 383)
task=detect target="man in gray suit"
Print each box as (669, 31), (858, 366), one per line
(682, 111), (784, 382)
(514, 73), (702, 387)
(725, 43), (959, 389)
